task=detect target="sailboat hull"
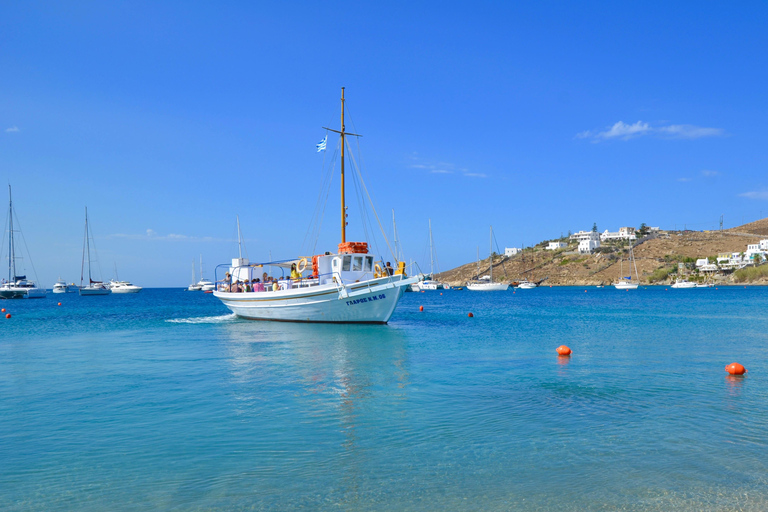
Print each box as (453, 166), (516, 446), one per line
(614, 282), (638, 290)
(215, 275), (417, 323)
(79, 287), (112, 296)
(467, 282), (510, 291)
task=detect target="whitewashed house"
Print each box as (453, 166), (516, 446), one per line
(578, 238), (601, 254)
(505, 247), (522, 257)
(600, 227), (637, 242)
(696, 258), (718, 272)
(546, 241), (567, 251)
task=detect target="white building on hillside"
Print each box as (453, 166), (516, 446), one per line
(505, 247), (522, 257)
(570, 230), (601, 242)
(546, 241), (567, 251)
(578, 238), (601, 254)
(746, 240), (768, 262)
(600, 227), (637, 242)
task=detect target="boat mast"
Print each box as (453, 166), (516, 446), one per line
(237, 215), (243, 259)
(429, 219), (435, 276)
(489, 226), (493, 283)
(392, 210), (399, 262)
(341, 88), (346, 243)
(7, 185), (15, 283)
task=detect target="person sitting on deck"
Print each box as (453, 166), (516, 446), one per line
(244, 281), (251, 292)
(290, 263), (301, 280)
(272, 278), (279, 292)
(386, 262), (394, 276)
(262, 272), (269, 283)
(222, 272), (232, 291)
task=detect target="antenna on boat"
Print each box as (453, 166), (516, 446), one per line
(323, 87), (361, 244)
(237, 215), (243, 260)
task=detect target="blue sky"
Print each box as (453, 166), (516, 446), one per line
(2, 1), (767, 286)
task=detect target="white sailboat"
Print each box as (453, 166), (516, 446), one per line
(417, 219), (445, 290)
(213, 88), (418, 323)
(197, 255), (215, 291)
(468, 226), (509, 291)
(671, 279), (697, 289)
(187, 259), (201, 291)
(79, 207), (111, 296)
(614, 241), (640, 290)
(0, 186), (46, 299)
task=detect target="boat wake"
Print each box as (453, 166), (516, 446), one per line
(166, 313), (237, 324)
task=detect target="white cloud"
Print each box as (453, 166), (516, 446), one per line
(658, 125), (724, 139)
(677, 177), (693, 182)
(430, 169), (453, 174)
(578, 120), (724, 142)
(701, 169), (720, 177)
(739, 189), (768, 200)
(5, 126), (19, 133)
(463, 172), (487, 178)
(409, 157), (486, 178)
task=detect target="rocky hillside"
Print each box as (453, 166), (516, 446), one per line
(436, 221), (768, 286)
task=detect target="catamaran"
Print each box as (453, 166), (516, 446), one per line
(79, 207), (111, 296)
(467, 226), (509, 291)
(212, 88), (419, 323)
(0, 186), (46, 299)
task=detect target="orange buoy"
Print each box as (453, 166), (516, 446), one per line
(1, 308), (5, 312)
(556, 345), (572, 356)
(468, 312), (474, 318)
(5, 313), (10, 319)
(725, 362), (747, 375)
(57, 302), (62, 306)
(421, 290), (425, 293)
(584, 290), (587, 293)
(419, 305), (424, 312)
(440, 293), (443, 295)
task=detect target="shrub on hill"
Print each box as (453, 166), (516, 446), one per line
(734, 265), (768, 283)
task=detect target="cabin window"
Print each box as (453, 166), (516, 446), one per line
(332, 258), (340, 270)
(342, 256), (351, 271)
(364, 256), (373, 271)
(352, 256), (363, 271)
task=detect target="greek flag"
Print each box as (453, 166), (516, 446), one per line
(316, 135), (327, 152)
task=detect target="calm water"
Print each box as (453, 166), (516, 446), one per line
(1, 286), (767, 511)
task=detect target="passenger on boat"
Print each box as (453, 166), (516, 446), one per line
(244, 281), (251, 292)
(262, 272), (269, 283)
(221, 273), (232, 291)
(272, 279), (279, 292)
(386, 262), (394, 276)
(290, 263), (301, 280)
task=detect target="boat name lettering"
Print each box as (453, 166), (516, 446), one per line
(346, 294), (386, 306)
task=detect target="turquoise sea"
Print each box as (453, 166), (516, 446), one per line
(2, 286), (767, 511)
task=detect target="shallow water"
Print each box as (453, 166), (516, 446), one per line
(2, 286), (767, 510)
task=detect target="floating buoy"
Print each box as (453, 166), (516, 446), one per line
(421, 290), (425, 293)
(468, 312), (474, 318)
(5, 313), (10, 319)
(57, 302), (62, 306)
(556, 345), (572, 356)
(584, 290), (587, 293)
(725, 362), (747, 375)
(440, 293), (443, 295)
(419, 305), (424, 312)
(1, 308), (5, 312)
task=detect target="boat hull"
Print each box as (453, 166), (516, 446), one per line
(0, 288), (26, 299)
(111, 287), (142, 293)
(614, 282), (639, 290)
(214, 276), (417, 323)
(671, 282), (697, 289)
(467, 283), (510, 291)
(79, 287), (112, 296)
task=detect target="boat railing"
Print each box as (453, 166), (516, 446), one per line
(214, 263), (393, 293)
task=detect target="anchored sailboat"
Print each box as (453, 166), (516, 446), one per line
(614, 240), (640, 290)
(467, 226), (509, 291)
(213, 88), (419, 323)
(79, 207), (111, 295)
(0, 186), (46, 299)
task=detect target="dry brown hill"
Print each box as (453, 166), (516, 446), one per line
(436, 220), (768, 286)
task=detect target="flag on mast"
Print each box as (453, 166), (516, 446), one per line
(316, 135), (327, 152)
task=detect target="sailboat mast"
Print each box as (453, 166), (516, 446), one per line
(85, 207), (93, 284)
(340, 87), (346, 244)
(429, 219), (435, 275)
(392, 210), (399, 262)
(7, 185), (15, 282)
(489, 226), (493, 282)
(237, 215), (243, 259)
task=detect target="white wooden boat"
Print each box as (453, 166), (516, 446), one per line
(213, 89), (418, 323)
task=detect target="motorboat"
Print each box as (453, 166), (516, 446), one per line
(467, 226), (509, 291)
(0, 186), (46, 299)
(671, 279), (697, 289)
(696, 282), (714, 288)
(109, 280), (143, 293)
(517, 280), (538, 289)
(78, 207), (111, 296)
(53, 278), (78, 293)
(213, 89), (418, 323)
